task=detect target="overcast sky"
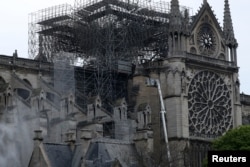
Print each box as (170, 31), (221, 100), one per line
(0, 0), (249, 94)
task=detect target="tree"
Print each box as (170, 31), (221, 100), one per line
(202, 126), (250, 167)
(212, 125), (250, 151)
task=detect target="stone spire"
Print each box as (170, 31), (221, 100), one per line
(171, 0), (179, 7)
(169, 0), (182, 31)
(223, 0), (237, 46)
(170, 0), (180, 16)
(169, 0), (188, 54)
(203, 0), (207, 4)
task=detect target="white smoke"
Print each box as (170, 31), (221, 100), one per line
(0, 121), (21, 167)
(0, 98), (34, 167)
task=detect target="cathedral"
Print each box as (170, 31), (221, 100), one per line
(0, 0), (249, 167)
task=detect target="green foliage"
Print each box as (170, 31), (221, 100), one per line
(202, 157), (208, 167)
(212, 125), (250, 151)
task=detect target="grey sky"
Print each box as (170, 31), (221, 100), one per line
(0, 0), (249, 94)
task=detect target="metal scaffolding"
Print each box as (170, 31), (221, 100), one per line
(28, 0), (171, 61)
(28, 0), (190, 110)
(28, 4), (74, 61)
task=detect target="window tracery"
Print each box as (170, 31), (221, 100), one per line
(188, 71), (232, 138)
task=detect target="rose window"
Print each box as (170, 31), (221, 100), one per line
(188, 71), (232, 138)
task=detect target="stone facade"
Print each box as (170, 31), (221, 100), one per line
(0, 1), (248, 167)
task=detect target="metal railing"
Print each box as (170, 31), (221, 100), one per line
(0, 55), (52, 71)
(141, 52), (236, 69)
(240, 94), (250, 104)
(185, 52), (236, 67)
